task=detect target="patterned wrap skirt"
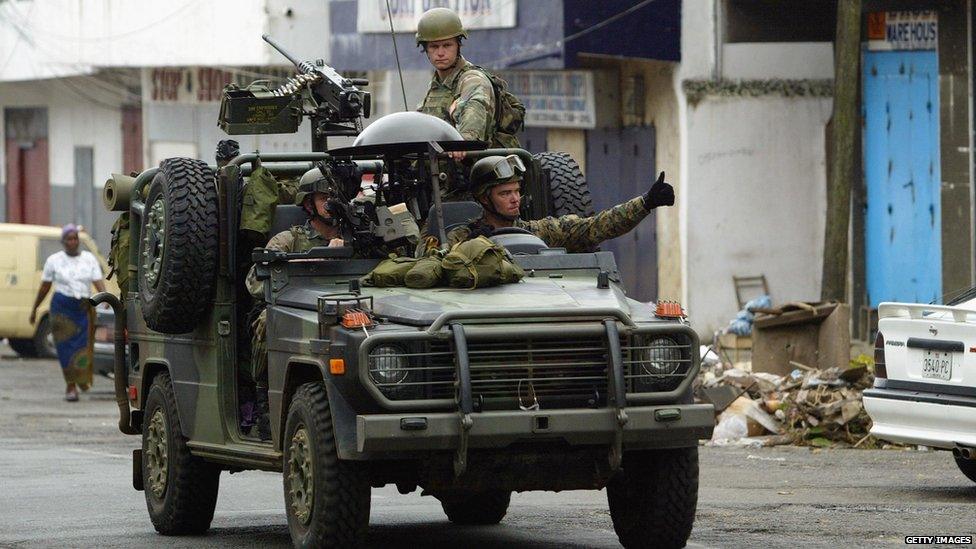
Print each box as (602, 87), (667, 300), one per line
(50, 292), (95, 388)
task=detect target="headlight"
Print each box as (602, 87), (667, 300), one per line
(633, 337), (684, 391)
(369, 345), (409, 385)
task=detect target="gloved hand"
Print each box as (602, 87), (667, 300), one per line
(643, 171), (674, 210)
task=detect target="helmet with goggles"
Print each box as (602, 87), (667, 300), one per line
(469, 155), (526, 199)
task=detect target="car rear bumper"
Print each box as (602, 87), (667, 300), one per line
(863, 387), (976, 448)
(355, 403), (715, 454)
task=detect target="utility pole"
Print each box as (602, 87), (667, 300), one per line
(821, 0), (860, 302)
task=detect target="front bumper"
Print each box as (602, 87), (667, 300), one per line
(356, 403), (715, 454)
(863, 387), (976, 448)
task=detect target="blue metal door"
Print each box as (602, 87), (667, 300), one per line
(862, 49), (941, 306)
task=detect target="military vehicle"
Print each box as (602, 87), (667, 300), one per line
(93, 36), (714, 549)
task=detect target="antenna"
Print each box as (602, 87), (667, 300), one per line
(385, 0), (409, 111)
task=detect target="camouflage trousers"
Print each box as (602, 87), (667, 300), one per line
(250, 307), (268, 386)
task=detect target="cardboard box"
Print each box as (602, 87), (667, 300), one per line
(751, 302), (850, 376)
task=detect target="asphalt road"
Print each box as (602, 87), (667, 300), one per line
(1, 344), (974, 548)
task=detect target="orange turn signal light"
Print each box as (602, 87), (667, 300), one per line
(329, 358), (346, 375)
(341, 311), (373, 329)
(128, 385), (138, 401)
(655, 300), (686, 319)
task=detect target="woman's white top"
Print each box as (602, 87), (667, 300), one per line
(41, 250), (104, 299)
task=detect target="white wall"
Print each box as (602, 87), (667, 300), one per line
(0, 0), (330, 81)
(0, 78), (124, 189)
(723, 43), (834, 80)
(684, 95), (831, 335)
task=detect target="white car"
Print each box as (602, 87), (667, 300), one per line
(863, 301), (976, 484)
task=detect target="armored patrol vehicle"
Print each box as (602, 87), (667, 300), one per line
(94, 37), (714, 549)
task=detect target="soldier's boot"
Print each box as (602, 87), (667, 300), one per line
(255, 386), (271, 442)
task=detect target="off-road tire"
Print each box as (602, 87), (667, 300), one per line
(438, 490), (511, 525)
(955, 456), (976, 484)
(283, 382), (370, 547)
(142, 372), (221, 535)
(533, 151), (594, 218)
(8, 315), (56, 358)
(607, 447), (699, 549)
(138, 157), (218, 334)
(8, 337), (37, 358)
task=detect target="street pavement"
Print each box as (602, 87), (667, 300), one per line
(1, 344), (974, 548)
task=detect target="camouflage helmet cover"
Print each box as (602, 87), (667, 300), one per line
(415, 7), (468, 45)
(469, 154), (526, 199)
(295, 164), (339, 206)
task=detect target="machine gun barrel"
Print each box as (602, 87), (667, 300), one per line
(262, 34), (316, 74)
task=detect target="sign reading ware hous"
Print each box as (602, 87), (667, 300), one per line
(867, 11), (938, 51)
(357, 0), (517, 33)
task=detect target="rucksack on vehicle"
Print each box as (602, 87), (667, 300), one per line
(471, 66), (525, 142)
(108, 213), (131, 299)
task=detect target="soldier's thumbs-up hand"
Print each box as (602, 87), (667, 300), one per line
(643, 171), (674, 210)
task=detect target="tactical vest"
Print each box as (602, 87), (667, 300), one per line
(419, 63), (523, 149)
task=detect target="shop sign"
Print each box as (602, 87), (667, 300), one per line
(357, 0), (516, 33)
(497, 70), (595, 129)
(144, 67), (296, 104)
(867, 11), (938, 51)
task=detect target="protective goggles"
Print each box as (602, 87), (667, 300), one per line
(487, 154), (526, 181)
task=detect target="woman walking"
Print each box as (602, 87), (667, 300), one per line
(29, 224), (106, 401)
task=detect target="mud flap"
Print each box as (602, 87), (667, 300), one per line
(132, 449), (144, 491)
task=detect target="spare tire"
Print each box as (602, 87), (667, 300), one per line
(138, 158), (218, 334)
(533, 151), (594, 218)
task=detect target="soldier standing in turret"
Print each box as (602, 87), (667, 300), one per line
(416, 7), (521, 153)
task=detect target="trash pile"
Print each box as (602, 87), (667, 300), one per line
(696, 349), (880, 448)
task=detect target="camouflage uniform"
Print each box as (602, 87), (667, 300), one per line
(246, 223), (333, 384)
(418, 56), (497, 145)
(444, 196), (650, 253)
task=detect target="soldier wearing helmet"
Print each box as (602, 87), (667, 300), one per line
(441, 155), (676, 253)
(416, 7), (508, 155)
(242, 165), (348, 440)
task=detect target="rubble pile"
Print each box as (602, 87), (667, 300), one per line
(696, 350), (879, 448)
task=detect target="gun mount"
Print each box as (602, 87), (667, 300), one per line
(218, 35), (371, 151)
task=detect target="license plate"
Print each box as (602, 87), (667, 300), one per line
(921, 350), (952, 381)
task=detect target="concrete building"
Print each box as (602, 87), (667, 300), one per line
(2, 0), (972, 341)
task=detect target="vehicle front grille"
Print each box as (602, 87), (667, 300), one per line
(368, 332), (695, 408)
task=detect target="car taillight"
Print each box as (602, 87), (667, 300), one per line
(874, 331), (887, 379)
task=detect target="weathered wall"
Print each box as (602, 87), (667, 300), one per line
(0, 77), (125, 249)
(0, 0), (323, 81)
(685, 95), (832, 334)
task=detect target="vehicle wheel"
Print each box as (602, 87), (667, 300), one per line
(607, 447), (699, 549)
(33, 315), (57, 358)
(283, 382), (370, 547)
(138, 157), (218, 334)
(142, 372), (221, 535)
(438, 490), (511, 525)
(8, 337), (37, 358)
(955, 456), (976, 484)
(533, 151), (594, 218)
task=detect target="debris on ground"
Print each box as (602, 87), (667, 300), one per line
(696, 343), (883, 448)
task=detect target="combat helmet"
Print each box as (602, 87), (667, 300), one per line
(469, 154), (526, 199)
(295, 164), (338, 206)
(416, 8), (467, 45)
